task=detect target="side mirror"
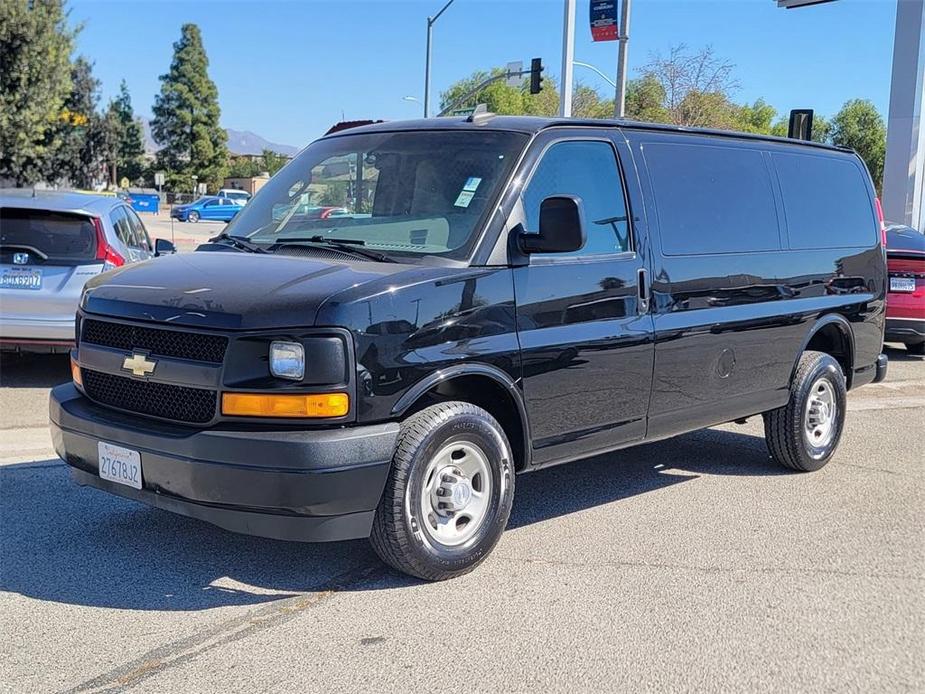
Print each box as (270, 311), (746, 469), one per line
(154, 238), (177, 257)
(519, 195), (586, 254)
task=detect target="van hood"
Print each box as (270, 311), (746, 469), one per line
(80, 250), (413, 330)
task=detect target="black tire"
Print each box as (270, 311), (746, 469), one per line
(763, 350), (847, 472)
(370, 402), (515, 581)
(188, 211), (200, 223)
(907, 342), (925, 356)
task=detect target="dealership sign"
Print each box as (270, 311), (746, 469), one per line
(590, 1), (618, 42)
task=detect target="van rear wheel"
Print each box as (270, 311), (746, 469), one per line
(764, 350), (847, 472)
(370, 402), (515, 581)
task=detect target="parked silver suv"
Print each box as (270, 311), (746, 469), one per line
(0, 191), (174, 353)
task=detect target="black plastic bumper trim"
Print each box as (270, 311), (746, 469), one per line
(50, 383), (399, 542)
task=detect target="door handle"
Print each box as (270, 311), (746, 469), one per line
(637, 267), (650, 314)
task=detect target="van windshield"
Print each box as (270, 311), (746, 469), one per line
(226, 130), (529, 261)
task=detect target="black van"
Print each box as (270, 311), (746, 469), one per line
(50, 116), (887, 580)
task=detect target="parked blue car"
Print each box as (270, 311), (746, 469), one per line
(170, 196), (242, 223)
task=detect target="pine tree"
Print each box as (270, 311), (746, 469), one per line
(105, 80), (145, 185)
(0, 0), (75, 186)
(49, 56), (109, 188)
(150, 23), (227, 192)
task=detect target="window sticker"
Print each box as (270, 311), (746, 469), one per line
(462, 176), (482, 192)
(454, 190), (475, 208)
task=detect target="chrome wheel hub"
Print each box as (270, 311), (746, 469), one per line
(419, 441), (492, 547)
(804, 378), (837, 448)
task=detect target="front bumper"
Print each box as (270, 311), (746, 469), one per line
(50, 383), (399, 542)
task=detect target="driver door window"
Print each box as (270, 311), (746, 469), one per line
(522, 140), (631, 256)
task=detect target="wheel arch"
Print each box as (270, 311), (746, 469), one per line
(391, 363), (532, 471)
(796, 313), (856, 389)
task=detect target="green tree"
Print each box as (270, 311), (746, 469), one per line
(0, 0), (75, 185)
(735, 98), (777, 134)
(439, 68), (528, 116)
(104, 80), (145, 184)
(830, 99), (886, 191)
(49, 56), (109, 188)
(151, 23), (228, 192)
(227, 155), (261, 178)
(440, 69), (609, 119)
(261, 149), (289, 177)
(624, 74), (669, 123)
(641, 44), (740, 128)
(770, 113), (832, 143)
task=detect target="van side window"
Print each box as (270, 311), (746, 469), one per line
(772, 152), (877, 249)
(523, 141), (631, 256)
(643, 142), (780, 255)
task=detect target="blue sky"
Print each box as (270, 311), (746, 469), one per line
(69, 0), (898, 147)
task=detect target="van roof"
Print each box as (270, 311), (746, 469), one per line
(322, 115), (850, 153)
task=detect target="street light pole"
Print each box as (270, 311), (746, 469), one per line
(424, 0), (456, 118)
(559, 0), (576, 117)
(614, 0), (632, 118)
(573, 61), (617, 89)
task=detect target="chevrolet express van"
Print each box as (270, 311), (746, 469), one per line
(50, 116), (888, 580)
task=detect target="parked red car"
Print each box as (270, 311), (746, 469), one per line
(885, 222), (925, 355)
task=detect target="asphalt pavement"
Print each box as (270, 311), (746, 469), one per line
(0, 347), (922, 693)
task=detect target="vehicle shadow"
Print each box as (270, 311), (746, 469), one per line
(0, 428), (779, 612)
(883, 343), (924, 362)
(0, 353), (71, 388)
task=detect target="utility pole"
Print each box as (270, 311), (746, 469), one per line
(559, 0), (576, 117)
(424, 0), (456, 118)
(614, 0), (632, 118)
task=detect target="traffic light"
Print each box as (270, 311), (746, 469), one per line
(529, 58), (543, 95)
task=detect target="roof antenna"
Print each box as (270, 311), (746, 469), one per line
(466, 103), (494, 124)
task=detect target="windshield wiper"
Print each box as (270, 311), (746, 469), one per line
(272, 236), (396, 263)
(209, 232), (268, 254)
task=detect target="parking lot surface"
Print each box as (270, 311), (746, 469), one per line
(143, 213), (225, 253)
(1, 347), (922, 693)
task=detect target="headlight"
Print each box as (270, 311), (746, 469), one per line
(269, 341), (304, 380)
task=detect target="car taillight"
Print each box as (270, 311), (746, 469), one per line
(92, 216), (125, 270)
(875, 198), (887, 247)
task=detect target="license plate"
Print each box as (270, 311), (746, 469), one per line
(98, 441), (142, 489)
(890, 277), (916, 293)
(0, 268), (42, 290)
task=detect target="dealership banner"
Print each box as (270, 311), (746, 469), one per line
(590, 0), (619, 42)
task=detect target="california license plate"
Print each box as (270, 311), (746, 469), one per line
(890, 277), (916, 293)
(0, 268), (42, 290)
(98, 441), (142, 489)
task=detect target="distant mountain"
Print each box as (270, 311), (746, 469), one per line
(225, 129), (300, 157)
(141, 119), (299, 157)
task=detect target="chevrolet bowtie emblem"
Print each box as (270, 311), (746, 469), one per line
(122, 352), (157, 377)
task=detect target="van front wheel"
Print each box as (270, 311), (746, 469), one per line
(764, 350), (847, 472)
(370, 402), (515, 581)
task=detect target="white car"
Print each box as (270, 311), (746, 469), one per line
(216, 189), (251, 206)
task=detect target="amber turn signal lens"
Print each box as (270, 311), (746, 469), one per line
(71, 357), (82, 387)
(221, 392), (349, 418)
